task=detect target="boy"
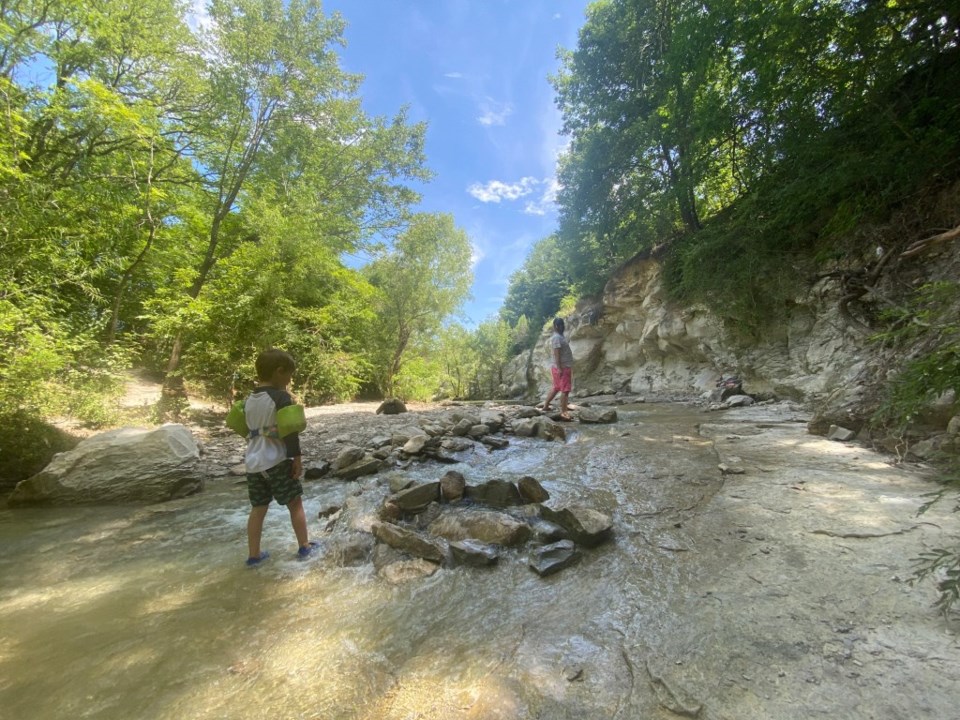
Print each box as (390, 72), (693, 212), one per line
(541, 317), (574, 421)
(243, 348), (318, 566)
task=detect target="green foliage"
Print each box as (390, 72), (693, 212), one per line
(872, 281), (960, 428)
(0, 0), (435, 436)
(364, 213), (473, 397)
(869, 281), (960, 616)
(549, 0), (960, 334)
(501, 235), (572, 336)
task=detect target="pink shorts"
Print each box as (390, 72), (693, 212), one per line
(551, 366), (572, 393)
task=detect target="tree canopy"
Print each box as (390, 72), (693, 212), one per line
(502, 0), (960, 330)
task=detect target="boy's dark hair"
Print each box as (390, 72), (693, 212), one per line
(255, 348), (296, 381)
(553, 317), (565, 334)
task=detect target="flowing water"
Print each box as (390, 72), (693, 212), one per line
(3, 402), (954, 719)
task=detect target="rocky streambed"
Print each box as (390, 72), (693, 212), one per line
(0, 399), (958, 719)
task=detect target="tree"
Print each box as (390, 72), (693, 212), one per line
(500, 234), (572, 333)
(158, 0), (428, 406)
(364, 213), (473, 396)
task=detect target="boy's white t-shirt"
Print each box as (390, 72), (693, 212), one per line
(244, 389), (288, 473)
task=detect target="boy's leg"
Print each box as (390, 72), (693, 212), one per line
(247, 504), (269, 559)
(286, 495), (310, 548)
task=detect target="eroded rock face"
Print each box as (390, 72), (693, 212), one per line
(503, 252), (867, 405)
(9, 424), (202, 506)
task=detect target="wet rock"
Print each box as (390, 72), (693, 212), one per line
(378, 501), (402, 523)
(378, 558), (440, 584)
(386, 472), (414, 493)
(480, 410), (506, 431)
(440, 470), (466, 502)
(334, 456), (381, 480)
(332, 446), (365, 472)
(414, 501), (443, 530)
(467, 424), (490, 438)
(540, 506), (613, 547)
(324, 532), (374, 567)
(578, 408), (618, 424)
(317, 503), (341, 518)
(724, 395), (755, 408)
(718, 463), (746, 475)
(229, 463), (247, 476)
(465, 479), (523, 508)
(304, 460), (330, 479)
(827, 425), (857, 442)
(376, 398), (407, 415)
(9, 424), (202, 506)
(512, 417), (566, 441)
(517, 476), (550, 503)
(480, 436), (509, 450)
(451, 418), (474, 436)
(449, 539), (500, 567)
(390, 481), (441, 513)
(392, 426), (426, 445)
(402, 435), (429, 454)
(529, 518), (570, 544)
(428, 508), (532, 546)
(529, 540), (581, 576)
(341, 491), (386, 533)
(371, 521), (446, 562)
(441, 436), (475, 452)
(948, 415), (960, 435)
(368, 435), (392, 449)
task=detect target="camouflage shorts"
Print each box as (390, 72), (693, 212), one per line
(247, 460), (302, 506)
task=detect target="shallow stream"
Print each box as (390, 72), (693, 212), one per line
(2, 402), (957, 719)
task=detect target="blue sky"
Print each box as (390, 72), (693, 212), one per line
(319, 1), (591, 326)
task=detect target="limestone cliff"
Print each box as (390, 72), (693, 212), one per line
(506, 250), (869, 405)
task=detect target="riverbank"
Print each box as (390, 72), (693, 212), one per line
(1, 400), (957, 719)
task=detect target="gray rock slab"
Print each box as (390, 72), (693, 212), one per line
(371, 521), (446, 563)
(529, 540), (581, 576)
(449, 539), (500, 567)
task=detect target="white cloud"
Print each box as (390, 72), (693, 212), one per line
(470, 241), (486, 268)
(467, 177), (560, 215)
(477, 99), (513, 127)
(444, 71), (464, 79)
(467, 177), (538, 203)
(524, 177), (561, 216)
(553, 13), (562, 20)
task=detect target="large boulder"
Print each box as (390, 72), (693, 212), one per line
(376, 398), (407, 415)
(427, 508), (532, 546)
(8, 424), (201, 506)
